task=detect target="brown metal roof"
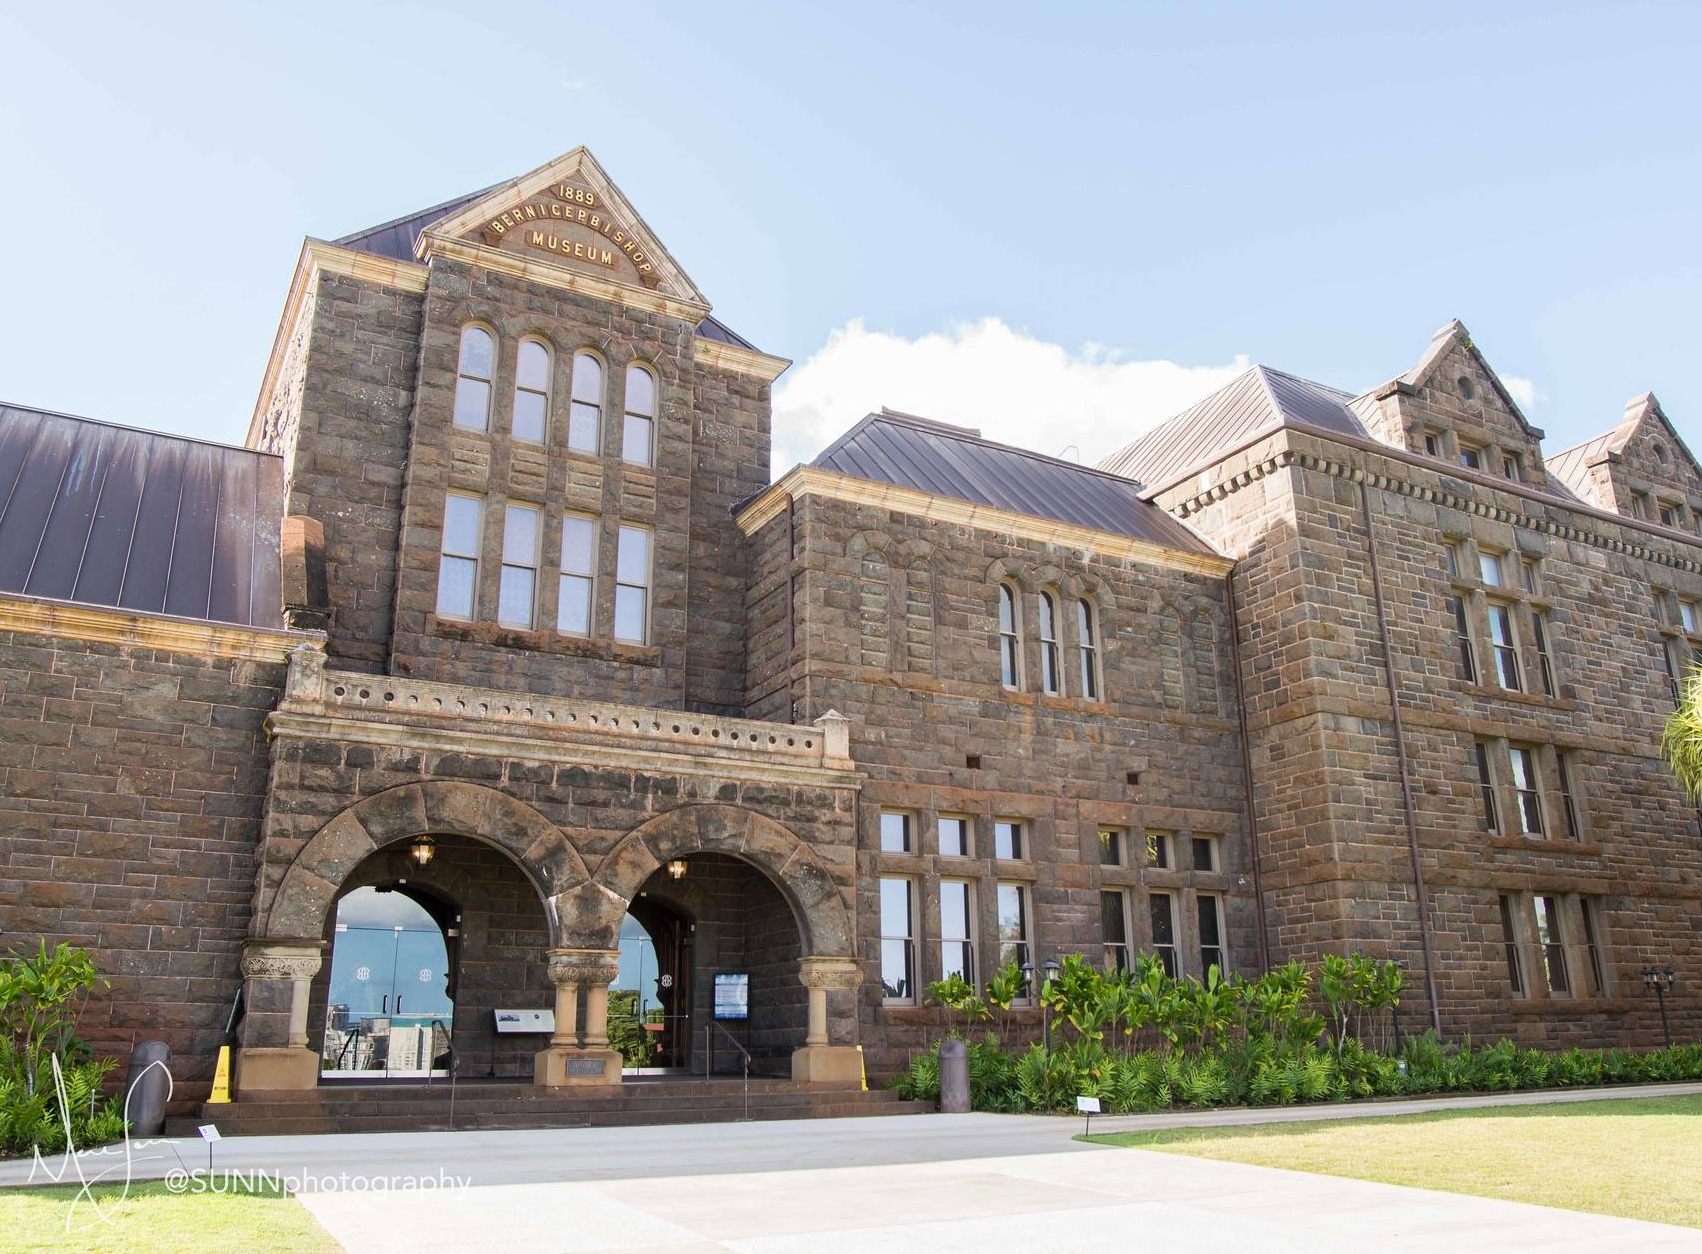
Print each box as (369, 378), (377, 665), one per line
(0, 404), (284, 628)
(1097, 365), (1367, 493)
(810, 410), (1219, 556)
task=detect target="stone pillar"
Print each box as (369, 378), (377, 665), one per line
(232, 939), (325, 1094)
(792, 956), (864, 1084)
(534, 949), (623, 1087)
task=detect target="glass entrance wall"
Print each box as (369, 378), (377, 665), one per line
(321, 887), (454, 1078)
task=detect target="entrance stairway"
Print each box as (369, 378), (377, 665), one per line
(194, 1076), (931, 1136)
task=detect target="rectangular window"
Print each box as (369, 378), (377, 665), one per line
(1556, 753), (1581, 842)
(995, 882), (1031, 987)
(1479, 551), (1504, 586)
(1101, 890), (1130, 972)
(1449, 595), (1478, 683)
(1498, 893), (1524, 995)
(1147, 830), (1173, 869)
(613, 525), (651, 644)
(940, 880), (976, 984)
(1510, 747), (1544, 836)
(879, 877), (915, 1004)
(1191, 835), (1219, 873)
(1534, 895), (1570, 994)
(1521, 558), (1539, 595)
(1424, 430), (1441, 457)
(1662, 637), (1683, 703)
(1459, 443), (1483, 470)
(1682, 600), (1700, 634)
(557, 514), (597, 636)
(1579, 898), (1607, 996)
(1198, 894), (1225, 976)
(1098, 828), (1124, 867)
(1502, 453), (1522, 481)
(497, 503), (540, 629)
(938, 815), (971, 858)
(1444, 542), (1461, 578)
(1476, 741), (1500, 833)
(1489, 602), (1521, 690)
(1661, 502), (1680, 529)
(1633, 491), (1652, 520)
(994, 819), (1024, 860)
(879, 811), (912, 854)
(436, 493), (483, 620)
(1149, 891), (1179, 978)
(1530, 610), (1556, 697)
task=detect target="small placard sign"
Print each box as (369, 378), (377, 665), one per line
(713, 973), (749, 1020)
(494, 1008), (556, 1034)
(197, 1124), (222, 1142)
(1076, 1096), (1101, 1114)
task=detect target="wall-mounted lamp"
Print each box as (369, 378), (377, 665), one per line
(667, 858), (688, 880)
(410, 834), (437, 866)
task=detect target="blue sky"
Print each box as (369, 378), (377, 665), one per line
(2, 1), (1697, 471)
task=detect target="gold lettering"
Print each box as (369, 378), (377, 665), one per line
(530, 230), (547, 247)
(600, 249), (614, 265)
(490, 220), (506, 235)
(589, 214), (600, 231)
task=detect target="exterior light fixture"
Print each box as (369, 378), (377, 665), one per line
(1641, 966), (1677, 1047)
(667, 858), (688, 880)
(410, 834), (436, 866)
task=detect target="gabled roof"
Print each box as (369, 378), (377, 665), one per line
(333, 154), (758, 353)
(1097, 365), (1367, 492)
(0, 404), (283, 628)
(1549, 393), (1701, 500)
(1546, 429), (1617, 496)
(811, 410), (1217, 555)
(1397, 318), (1538, 436)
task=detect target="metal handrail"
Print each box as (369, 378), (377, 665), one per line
(704, 1020), (751, 1122)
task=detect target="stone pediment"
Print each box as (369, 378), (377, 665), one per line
(418, 147), (708, 313)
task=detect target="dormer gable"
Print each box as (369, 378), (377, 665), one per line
(1550, 393), (1702, 528)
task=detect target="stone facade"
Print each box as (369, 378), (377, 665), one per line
(2, 147), (1699, 1117)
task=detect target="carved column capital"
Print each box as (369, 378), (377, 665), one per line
(546, 948), (621, 988)
(798, 956), (862, 992)
(240, 939), (325, 982)
(282, 643), (327, 706)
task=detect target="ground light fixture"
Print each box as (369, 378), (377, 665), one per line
(1641, 966), (1677, 1047)
(409, 834), (436, 866)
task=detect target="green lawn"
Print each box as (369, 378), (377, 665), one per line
(1086, 1094), (1702, 1229)
(3, 1181), (339, 1253)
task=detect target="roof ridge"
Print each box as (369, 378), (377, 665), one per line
(0, 400), (279, 460)
(860, 409), (1145, 487)
(334, 183), (501, 246)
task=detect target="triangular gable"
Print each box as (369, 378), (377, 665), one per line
(1607, 392), (1702, 493)
(419, 147), (708, 310)
(1399, 319), (1542, 439)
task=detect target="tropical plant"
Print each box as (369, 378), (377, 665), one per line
(1661, 663), (1702, 801)
(0, 940), (104, 1095)
(925, 974), (989, 1038)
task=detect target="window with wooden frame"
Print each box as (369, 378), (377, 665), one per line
(622, 363), (656, 467)
(1037, 591), (1062, 695)
(453, 325), (494, 432)
(568, 350), (603, 453)
(997, 584), (1023, 689)
(1076, 598), (1101, 700)
(512, 338), (551, 443)
(436, 493), (483, 620)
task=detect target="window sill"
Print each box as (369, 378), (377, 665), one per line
(425, 614), (662, 666)
(1460, 682), (1574, 711)
(1488, 834), (1603, 855)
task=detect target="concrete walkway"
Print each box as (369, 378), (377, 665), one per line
(5, 1083), (1700, 1252)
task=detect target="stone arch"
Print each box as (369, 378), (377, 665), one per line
(263, 781), (587, 944)
(561, 804), (853, 957)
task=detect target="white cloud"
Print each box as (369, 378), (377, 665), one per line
(1501, 375), (1538, 410)
(771, 317), (1251, 479)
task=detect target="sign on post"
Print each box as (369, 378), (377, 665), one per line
(1077, 1094), (1101, 1136)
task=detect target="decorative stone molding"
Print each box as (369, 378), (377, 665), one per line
(546, 948), (621, 987)
(282, 642), (327, 704)
(0, 593), (321, 664)
(813, 709), (851, 765)
(798, 957), (863, 992)
(239, 940), (325, 982)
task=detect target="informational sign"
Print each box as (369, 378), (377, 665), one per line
(713, 973), (749, 1021)
(1076, 1096), (1101, 1114)
(493, 1008), (556, 1034)
(197, 1124), (222, 1142)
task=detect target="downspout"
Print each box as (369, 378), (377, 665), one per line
(1224, 569), (1271, 973)
(1358, 477), (1444, 1037)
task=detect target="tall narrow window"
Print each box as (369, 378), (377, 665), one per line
(994, 819), (1024, 860)
(1198, 894), (1225, 976)
(1475, 741), (1500, 833)
(1479, 551), (1504, 587)
(569, 351), (603, 453)
(1101, 890), (1130, 972)
(1510, 746), (1544, 836)
(1037, 592), (1062, 695)
(1521, 559), (1539, 595)
(453, 326), (494, 431)
(1149, 891), (1179, 978)
(498, 504), (540, 629)
(1534, 895), (1569, 994)
(1098, 828), (1124, 867)
(1146, 831), (1173, 869)
(557, 514), (597, 636)
(1530, 610), (1556, 697)
(1444, 542), (1461, 577)
(623, 363), (656, 467)
(512, 338), (551, 443)
(1191, 835), (1219, 872)
(1682, 599), (1700, 634)
(879, 811), (912, 854)
(1556, 753), (1581, 841)
(996, 882), (1031, 987)
(998, 584), (1022, 689)
(1498, 893), (1524, 994)
(1579, 898), (1607, 995)
(939, 815), (971, 858)
(1076, 600), (1100, 700)
(1489, 603), (1521, 690)
(436, 494), (482, 620)
(940, 880), (976, 984)
(1424, 430), (1442, 457)
(879, 877), (915, 1004)
(614, 525), (651, 644)
(1448, 595), (1478, 683)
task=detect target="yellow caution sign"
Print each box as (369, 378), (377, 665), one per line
(858, 1045), (867, 1092)
(208, 1045), (232, 1103)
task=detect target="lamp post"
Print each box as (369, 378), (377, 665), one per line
(1641, 966), (1677, 1048)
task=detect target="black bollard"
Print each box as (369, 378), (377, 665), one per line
(939, 1037), (970, 1113)
(123, 1041), (172, 1137)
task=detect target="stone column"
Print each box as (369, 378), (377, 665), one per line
(534, 949), (623, 1087)
(792, 956), (864, 1084)
(232, 938), (325, 1094)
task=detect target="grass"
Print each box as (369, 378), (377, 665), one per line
(2, 1181), (340, 1253)
(1085, 1094), (1702, 1229)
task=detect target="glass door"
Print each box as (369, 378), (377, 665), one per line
(322, 887), (454, 1079)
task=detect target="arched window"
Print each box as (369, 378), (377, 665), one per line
(453, 326), (494, 431)
(623, 364), (656, 467)
(512, 339), (551, 443)
(1077, 599), (1100, 700)
(1038, 592), (1062, 695)
(998, 584), (1022, 689)
(569, 351), (603, 454)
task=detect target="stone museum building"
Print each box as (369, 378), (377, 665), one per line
(1, 147), (1698, 1118)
